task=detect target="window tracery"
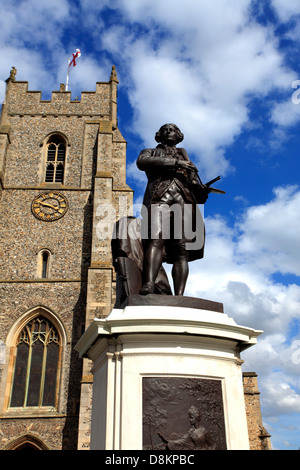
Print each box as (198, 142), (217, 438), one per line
(9, 316), (61, 409)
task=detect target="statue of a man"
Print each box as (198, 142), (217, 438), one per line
(136, 124), (209, 296)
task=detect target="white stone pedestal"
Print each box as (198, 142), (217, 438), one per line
(75, 301), (262, 450)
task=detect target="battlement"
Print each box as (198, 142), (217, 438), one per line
(6, 81), (112, 117)
(2, 66), (119, 121)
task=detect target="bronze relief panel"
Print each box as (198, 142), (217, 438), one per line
(143, 377), (227, 450)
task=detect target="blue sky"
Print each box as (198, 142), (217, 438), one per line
(1, 0), (300, 450)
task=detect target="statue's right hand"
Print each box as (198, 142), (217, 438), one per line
(177, 161), (196, 171)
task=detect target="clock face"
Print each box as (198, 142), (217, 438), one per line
(31, 191), (68, 221)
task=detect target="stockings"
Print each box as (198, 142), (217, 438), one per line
(140, 240), (189, 296)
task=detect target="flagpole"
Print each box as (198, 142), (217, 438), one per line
(66, 58), (70, 91)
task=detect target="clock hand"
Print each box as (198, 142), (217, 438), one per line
(39, 201), (59, 210)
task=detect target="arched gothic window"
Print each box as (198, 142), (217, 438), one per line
(45, 135), (66, 183)
(5, 434), (50, 450)
(9, 316), (61, 409)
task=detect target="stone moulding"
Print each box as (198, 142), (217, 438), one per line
(75, 302), (263, 359)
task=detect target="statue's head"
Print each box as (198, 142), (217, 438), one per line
(155, 123), (184, 145)
(188, 405), (201, 425)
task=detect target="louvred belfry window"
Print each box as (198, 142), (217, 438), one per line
(45, 136), (66, 183)
(10, 316), (61, 409)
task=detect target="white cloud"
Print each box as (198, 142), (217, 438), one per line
(271, 0), (300, 22)
(262, 374), (300, 416)
(94, 0), (295, 179)
(0, 0), (71, 48)
(237, 185), (300, 276)
(185, 185), (300, 324)
(126, 160), (147, 189)
(0, 46), (54, 95)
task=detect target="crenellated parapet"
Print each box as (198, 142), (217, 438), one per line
(1, 66), (119, 123)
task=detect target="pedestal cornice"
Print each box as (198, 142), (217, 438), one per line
(75, 298), (263, 358)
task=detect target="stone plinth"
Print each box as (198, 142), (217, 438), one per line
(120, 293), (224, 312)
(75, 300), (262, 450)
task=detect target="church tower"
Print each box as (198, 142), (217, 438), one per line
(0, 66), (133, 450)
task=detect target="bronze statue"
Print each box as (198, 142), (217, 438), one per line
(112, 123), (224, 303)
(137, 123), (224, 296)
